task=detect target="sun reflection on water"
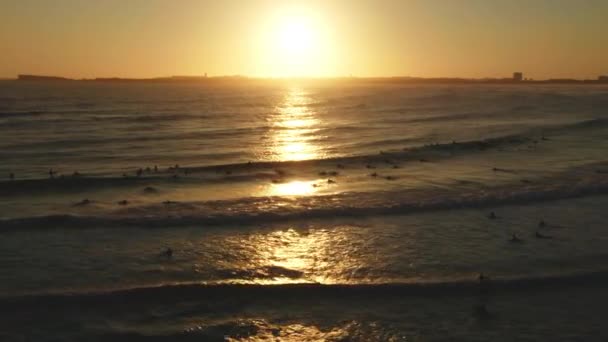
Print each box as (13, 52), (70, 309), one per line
(271, 180), (317, 196)
(268, 87), (323, 161)
(213, 226), (369, 286)
(219, 319), (380, 341)
(247, 227), (377, 285)
(253, 87), (327, 197)
(249, 228), (338, 285)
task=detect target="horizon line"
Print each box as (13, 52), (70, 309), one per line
(7, 73), (608, 83)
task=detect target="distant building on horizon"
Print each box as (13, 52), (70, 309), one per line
(513, 72), (523, 81)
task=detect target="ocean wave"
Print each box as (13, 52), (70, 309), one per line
(1, 165), (607, 229)
(0, 121), (605, 192)
(0, 169), (284, 195)
(105, 113), (212, 123)
(5, 270), (608, 303)
(0, 125), (274, 150)
(555, 117), (608, 131)
(2, 112), (605, 163)
(0, 110), (47, 118)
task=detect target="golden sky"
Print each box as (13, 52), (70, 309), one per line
(1, 0), (607, 79)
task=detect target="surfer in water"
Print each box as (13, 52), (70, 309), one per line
(478, 272), (492, 291)
(473, 303), (493, 319)
(161, 247), (173, 259)
(510, 234), (523, 243)
(478, 273), (490, 283)
(535, 231), (552, 239)
(74, 198), (91, 206)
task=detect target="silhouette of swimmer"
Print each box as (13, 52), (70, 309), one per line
(477, 273), (493, 294)
(49, 168), (56, 178)
(473, 304), (493, 319)
(72, 171), (82, 178)
(510, 234), (523, 243)
(366, 164), (376, 169)
(327, 179), (336, 184)
(74, 198), (91, 206)
(488, 212), (497, 219)
(492, 167), (516, 173)
(535, 231), (552, 239)
(9, 173), (14, 180)
(478, 273), (490, 283)
(336, 164), (345, 169)
(385, 176), (396, 181)
(118, 200), (129, 205)
(318, 171), (328, 176)
(136, 168), (143, 177)
(161, 247), (173, 258)
(369, 172), (378, 177)
(154, 165), (158, 172)
(538, 219), (546, 228)
(143, 186), (158, 194)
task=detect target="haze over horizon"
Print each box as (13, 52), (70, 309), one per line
(1, 0), (607, 79)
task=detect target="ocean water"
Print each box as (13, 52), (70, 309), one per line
(1, 80), (608, 341)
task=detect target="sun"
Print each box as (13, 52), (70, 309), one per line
(255, 8), (334, 77)
(278, 17), (315, 57)
(274, 13), (319, 73)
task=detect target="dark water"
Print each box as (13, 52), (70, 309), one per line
(1, 80), (608, 340)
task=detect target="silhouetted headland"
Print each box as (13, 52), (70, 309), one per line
(17, 74), (72, 81)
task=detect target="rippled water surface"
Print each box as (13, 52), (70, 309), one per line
(1, 80), (608, 340)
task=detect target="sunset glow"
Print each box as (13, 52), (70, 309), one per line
(1, 1), (607, 79)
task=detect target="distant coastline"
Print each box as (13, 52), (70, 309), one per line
(11, 74), (608, 84)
